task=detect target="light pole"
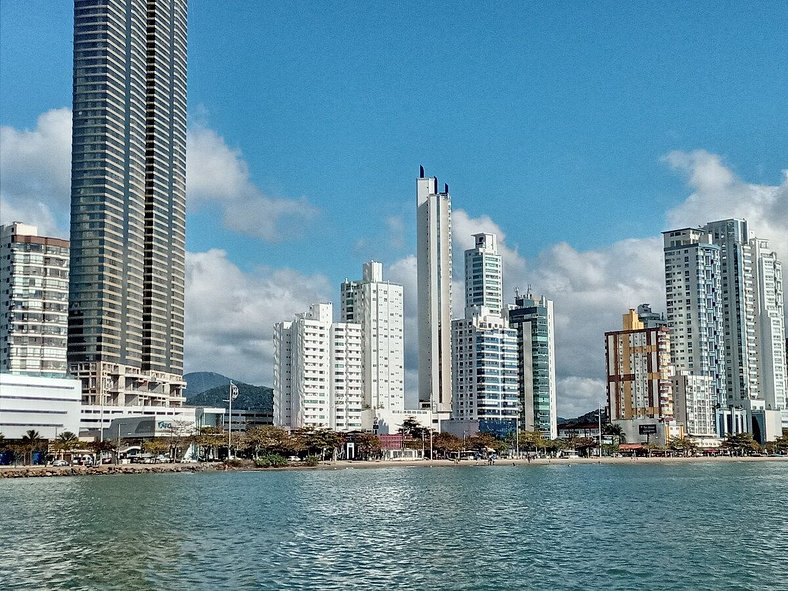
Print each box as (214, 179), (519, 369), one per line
(598, 401), (603, 458)
(115, 421), (126, 465)
(226, 381), (239, 459)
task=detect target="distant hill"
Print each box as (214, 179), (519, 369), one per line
(558, 408), (607, 427)
(184, 372), (232, 398)
(186, 381), (273, 412)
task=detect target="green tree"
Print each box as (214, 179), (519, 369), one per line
(165, 420), (194, 461)
(88, 438), (116, 464)
(54, 431), (80, 460)
(242, 425), (294, 458)
(518, 430), (548, 455)
(574, 437), (597, 457)
(721, 433), (759, 456)
(432, 432), (462, 458)
(668, 436), (697, 457)
(143, 438), (170, 456)
(292, 427), (345, 460)
(603, 423), (627, 444)
(352, 432), (381, 460)
(194, 426), (225, 460)
(21, 429), (43, 465)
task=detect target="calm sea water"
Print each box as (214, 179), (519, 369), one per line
(1, 461), (787, 590)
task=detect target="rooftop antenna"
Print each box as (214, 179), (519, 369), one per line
(419, 165), (425, 178)
(444, 183), (449, 193)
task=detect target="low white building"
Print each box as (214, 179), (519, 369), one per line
(0, 374), (81, 439)
(80, 404), (223, 438)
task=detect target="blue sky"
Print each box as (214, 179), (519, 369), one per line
(1, 1), (786, 415)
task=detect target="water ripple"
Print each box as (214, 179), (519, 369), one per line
(1, 463), (787, 590)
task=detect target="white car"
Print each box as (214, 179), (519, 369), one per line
(51, 459), (68, 467)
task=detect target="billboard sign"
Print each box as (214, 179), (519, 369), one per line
(638, 424), (658, 435)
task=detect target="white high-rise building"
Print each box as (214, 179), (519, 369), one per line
(1, 223), (70, 377)
(341, 261), (405, 417)
(416, 167), (453, 417)
(664, 219), (786, 441)
(452, 232), (518, 422)
(451, 315), (518, 422)
(464, 233), (503, 317)
(704, 219), (759, 403)
(273, 303), (363, 431)
(662, 228), (726, 404)
(751, 238), (786, 413)
(330, 322), (364, 431)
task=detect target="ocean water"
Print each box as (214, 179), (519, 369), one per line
(1, 461), (787, 590)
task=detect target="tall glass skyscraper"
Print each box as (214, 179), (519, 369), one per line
(68, 0), (187, 407)
(508, 291), (558, 439)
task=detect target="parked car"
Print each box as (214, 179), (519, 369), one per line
(51, 459), (68, 467)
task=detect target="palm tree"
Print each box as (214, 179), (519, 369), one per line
(603, 423), (626, 443)
(21, 429), (42, 465)
(55, 431), (80, 460)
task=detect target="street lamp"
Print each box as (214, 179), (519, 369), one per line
(224, 382), (239, 459)
(598, 401), (603, 458)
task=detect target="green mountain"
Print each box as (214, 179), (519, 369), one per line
(184, 372), (233, 398)
(186, 381), (273, 412)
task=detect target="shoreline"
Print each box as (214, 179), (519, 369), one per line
(1, 454), (786, 479)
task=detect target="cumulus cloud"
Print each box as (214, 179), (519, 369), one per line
(0, 108), (72, 234)
(185, 249), (332, 384)
(0, 109), (317, 242)
(529, 238), (665, 416)
(186, 126), (318, 241)
(664, 149), (788, 264)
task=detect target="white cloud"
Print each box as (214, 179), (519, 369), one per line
(0, 108), (72, 234)
(184, 249), (332, 384)
(664, 149), (788, 265)
(0, 109), (317, 242)
(556, 377), (607, 419)
(529, 238), (665, 416)
(186, 126), (318, 241)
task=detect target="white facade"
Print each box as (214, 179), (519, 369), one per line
(0, 374), (81, 439)
(79, 404), (222, 438)
(464, 233), (503, 317)
(416, 168), (453, 414)
(705, 219), (759, 403)
(664, 220), (786, 442)
(451, 314), (519, 421)
(331, 322), (364, 431)
(452, 233), (518, 422)
(273, 303), (364, 431)
(751, 238), (786, 412)
(0, 223), (70, 378)
(663, 228), (726, 404)
(672, 371), (716, 437)
(340, 261), (405, 417)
